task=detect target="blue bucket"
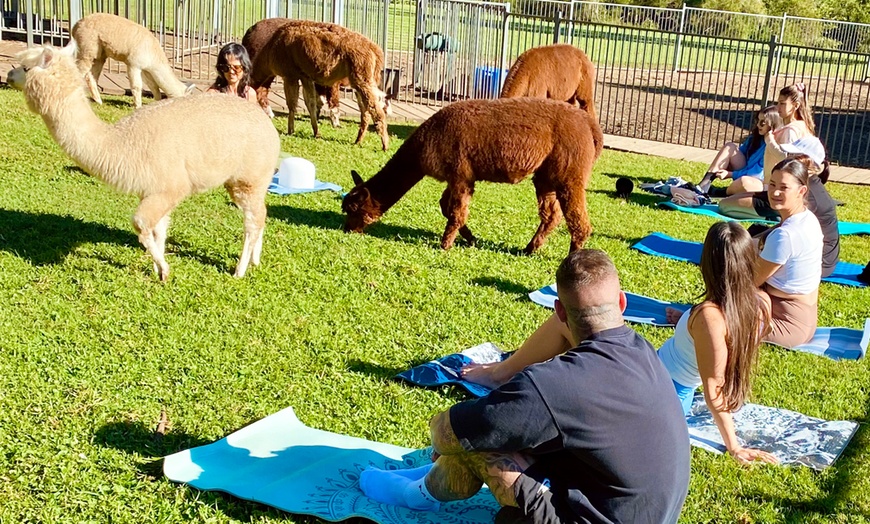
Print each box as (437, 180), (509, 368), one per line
(473, 66), (508, 98)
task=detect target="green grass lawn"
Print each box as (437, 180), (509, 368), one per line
(1, 85), (870, 523)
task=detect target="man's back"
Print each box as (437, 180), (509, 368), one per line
(451, 325), (690, 523)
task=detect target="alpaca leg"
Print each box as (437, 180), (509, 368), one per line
(439, 188), (476, 246)
(524, 184), (564, 255)
(127, 65), (144, 108)
(150, 215), (171, 274)
(225, 183), (267, 278)
(283, 80), (300, 135)
(143, 71), (163, 101)
(353, 89), (371, 146)
(558, 188), (592, 253)
(132, 195), (178, 281)
(301, 79), (320, 138)
(440, 184), (474, 251)
(85, 57), (106, 105)
(357, 84), (389, 151)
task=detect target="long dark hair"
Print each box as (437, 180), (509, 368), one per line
(779, 83), (816, 136)
(699, 222), (770, 411)
(745, 105), (782, 157)
(212, 43), (252, 98)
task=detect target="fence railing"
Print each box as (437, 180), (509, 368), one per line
(3, 0), (870, 167)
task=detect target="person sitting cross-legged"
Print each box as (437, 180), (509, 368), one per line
(360, 249), (691, 524)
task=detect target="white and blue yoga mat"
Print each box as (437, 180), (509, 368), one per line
(632, 232), (867, 288)
(657, 201), (870, 236)
(528, 284), (869, 361)
(396, 344), (858, 471)
(163, 407), (499, 523)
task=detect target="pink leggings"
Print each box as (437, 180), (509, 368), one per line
(764, 293), (817, 347)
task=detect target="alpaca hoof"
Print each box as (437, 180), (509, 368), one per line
(440, 240), (455, 251)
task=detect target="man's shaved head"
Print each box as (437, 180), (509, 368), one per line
(555, 249), (624, 341)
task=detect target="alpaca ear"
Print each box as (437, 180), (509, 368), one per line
(59, 40), (77, 57)
(39, 46), (56, 68)
(351, 170), (365, 187)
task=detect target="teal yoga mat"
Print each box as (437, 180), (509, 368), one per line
(657, 201), (870, 235)
(163, 407), (499, 523)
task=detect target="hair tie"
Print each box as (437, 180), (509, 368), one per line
(795, 82), (806, 93)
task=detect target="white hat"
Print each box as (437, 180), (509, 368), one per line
(779, 137), (826, 166)
(268, 156), (343, 195)
(275, 157), (316, 190)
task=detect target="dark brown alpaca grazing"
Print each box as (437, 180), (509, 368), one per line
(342, 98), (603, 253)
(242, 18), (390, 150)
(500, 44), (598, 123)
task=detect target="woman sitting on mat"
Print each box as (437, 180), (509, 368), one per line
(698, 105), (782, 197)
(754, 158), (823, 348)
(719, 83), (817, 218)
(463, 221), (777, 465)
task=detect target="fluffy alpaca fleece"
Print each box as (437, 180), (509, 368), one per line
(73, 13), (192, 107)
(342, 98), (603, 253)
(8, 45), (280, 280)
(500, 44), (598, 123)
(243, 18), (391, 150)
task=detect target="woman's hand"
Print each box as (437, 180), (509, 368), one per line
(728, 447), (779, 465)
(714, 169), (730, 180)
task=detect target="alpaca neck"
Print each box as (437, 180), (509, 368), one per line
(40, 90), (118, 185)
(366, 143), (425, 213)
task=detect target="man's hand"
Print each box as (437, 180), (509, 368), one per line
(429, 410), (465, 457)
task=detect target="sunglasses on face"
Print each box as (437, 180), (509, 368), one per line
(217, 64), (244, 74)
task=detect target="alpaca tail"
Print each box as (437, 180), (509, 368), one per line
(61, 37), (78, 57)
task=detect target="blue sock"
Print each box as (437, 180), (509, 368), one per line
(359, 466), (441, 511)
(389, 463), (434, 481)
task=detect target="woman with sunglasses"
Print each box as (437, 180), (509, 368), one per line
(208, 43), (256, 103)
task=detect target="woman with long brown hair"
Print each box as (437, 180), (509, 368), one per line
(463, 222), (777, 464)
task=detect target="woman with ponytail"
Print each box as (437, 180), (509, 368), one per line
(463, 222), (777, 464)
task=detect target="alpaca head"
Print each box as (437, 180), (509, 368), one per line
(342, 170), (383, 232)
(9, 44), (81, 115)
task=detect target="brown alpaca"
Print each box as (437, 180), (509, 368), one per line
(242, 18), (390, 150)
(500, 44), (597, 123)
(342, 98), (603, 253)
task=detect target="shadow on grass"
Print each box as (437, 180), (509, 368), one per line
(346, 358), (409, 380)
(471, 276), (533, 297)
(589, 188), (664, 208)
(0, 208), (138, 265)
(94, 419), (311, 521)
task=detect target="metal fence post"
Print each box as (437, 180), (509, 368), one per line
(69, 0), (83, 39)
(761, 35), (777, 108)
(333, 0), (344, 25)
(25, 0), (34, 47)
(553, 10), (561, 44)
(266, 0), (280, 20)
(381, 0), (389, 86)
(499, 4), (510, 92)
(773, 12), (786, 79)
(673, 3), (686, 73)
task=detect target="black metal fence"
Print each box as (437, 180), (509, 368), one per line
(3, 0), (869, 167)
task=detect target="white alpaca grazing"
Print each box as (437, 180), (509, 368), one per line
(73, 13), (193, 107)
(8, 45), (281, 281)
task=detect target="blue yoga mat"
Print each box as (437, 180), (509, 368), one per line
(528, 285), (869, 361)
(268, 177), (343, 195)
(396, 347), (857, 470)
(528, 287), (689, 326)
(632, 232), (867, 288)
(657, 201), (870, 235)
(163, 407), (499, 523)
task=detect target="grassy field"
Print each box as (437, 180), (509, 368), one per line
(1, 85), (870, 523)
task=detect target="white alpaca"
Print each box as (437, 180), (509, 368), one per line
(72, 13), (193, 108)
(8, 45), (281, 280)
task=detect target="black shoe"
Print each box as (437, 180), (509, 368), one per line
(707, 186), (729, 198)
(697, 172), (716, 194)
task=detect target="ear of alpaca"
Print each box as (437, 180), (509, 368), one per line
(351, 170), (365, 186)
(39, 46), (57, 69)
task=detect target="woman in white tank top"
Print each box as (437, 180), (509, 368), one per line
(463, 222), (777, 464)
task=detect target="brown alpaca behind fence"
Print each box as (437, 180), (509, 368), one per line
(243, 18), (390, 150)
(342, 98), (603, 253)
(500, 44), (597, 124)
